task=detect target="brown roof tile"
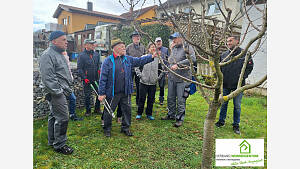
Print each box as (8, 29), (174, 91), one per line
(53, 4), (126, 21)
(120, 5), (157, 19)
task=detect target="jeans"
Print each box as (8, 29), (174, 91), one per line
(68, 92), (76, 116)
(218, 88), (243, 126)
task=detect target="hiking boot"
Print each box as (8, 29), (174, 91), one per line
(161, 115), (175, 120)
(136, 115), (142, 120)
(173, 121), (183, 127)
(121, 129), (133, 136)
(54, 145), (74, 155)
(104, 130), (111, 137)
(85, 109), (91, 117)
(233, 125), (241, 135)
(159, 100), (163, 105)
(101, 120), (104, 127)
(147, 115), (155, 120)
(215, 121), (225, 128)
(70, 114), (83, 121)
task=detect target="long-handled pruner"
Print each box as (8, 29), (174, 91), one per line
(90, 83), (115, 118)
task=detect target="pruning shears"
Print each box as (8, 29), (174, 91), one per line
(90, 82), (115, 118)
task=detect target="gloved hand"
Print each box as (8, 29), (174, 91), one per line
(84, 79), (90, 84)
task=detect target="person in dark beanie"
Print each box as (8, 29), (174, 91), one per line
(39, 31), (74, 155)
(77, 39), (102, 116)
(215, 36), (254, 135)
(126, 31), (146, 105)
(98, 38), (158, 137)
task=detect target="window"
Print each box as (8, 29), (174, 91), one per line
(68, 16), (70, 25)
(88, 33), (92, 40)
(184, 7), (191, 13)
(207, 1), (222, 16)
(77, 35), (81, 46)
(62, 18), (67, 25)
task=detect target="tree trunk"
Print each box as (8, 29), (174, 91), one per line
(201, 101), (220, 169)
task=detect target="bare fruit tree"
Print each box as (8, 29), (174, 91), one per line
(118, 0), (267, 168)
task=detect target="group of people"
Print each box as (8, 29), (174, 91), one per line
(39, 30), (253, 155)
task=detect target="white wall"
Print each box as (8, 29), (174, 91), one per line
(240, 3), (267, 88)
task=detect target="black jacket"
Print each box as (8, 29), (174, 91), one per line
(220, 47), (254, 89)
(77, 49), (102, 82)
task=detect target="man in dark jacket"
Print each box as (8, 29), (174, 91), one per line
(98, 38), (158, 137)
(215, 36), (254, 135)
(126, 31), (146, 105)
(77, 39), (102, 116)
(39, 31), (74, 155)
(155, 37), (169, 105)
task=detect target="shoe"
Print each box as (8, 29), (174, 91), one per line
(215, 121), (225, 128)
(147, 115), (155, 120)
(85, 110), (91, 117)
(173, 121), (183, 127)
(54, 145), (74, 155)
(93, 109), (102, 115)
(161, 115), (175, 120)
(136, 115), (142, 120)
(121, 129), (133, 136)
(159, 100), (163, 105)
(70, 114), (83, 121)
(104, 131), (111, 137)
(101, 120), (104, 126)
(116, 117), (122, 124)
(233, 125), (241, 135)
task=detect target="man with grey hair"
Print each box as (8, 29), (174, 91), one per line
(161, 32), (196, 128)
(39, 31), (74, 155)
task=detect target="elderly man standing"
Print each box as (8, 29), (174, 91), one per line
(155, 37), (169, 105)
(98, 38), (158, 137)
(39, 31), (74, 155)
(126, 31), (146, 105)
(161, 32), (196, 127)
(77, 39), (102, 116)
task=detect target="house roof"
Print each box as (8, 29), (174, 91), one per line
(53, 4), (126, 21)
(120, 5), (157, 20)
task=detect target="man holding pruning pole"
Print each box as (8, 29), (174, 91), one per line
(97, 38), (159, 137)
(77, 39), (102, 116)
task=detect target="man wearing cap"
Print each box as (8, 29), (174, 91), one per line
(155, 37), (169, 105)
(161, 32), (196, 128)
(98, 38), (158, 137)
(126, 31), (146, 105)
(39, 31), (74, 155)
(77, 39), (102, 116)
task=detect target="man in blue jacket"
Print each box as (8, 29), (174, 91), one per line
(98, 38), (158, 137)
(77, 39), (102, 116)
(215, 36), (254, 135)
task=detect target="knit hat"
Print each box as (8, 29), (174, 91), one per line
(49, 31), (66, 41)
(111, 38), (125, 49)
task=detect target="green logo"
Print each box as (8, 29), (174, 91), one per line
(239, 140), (251, 154)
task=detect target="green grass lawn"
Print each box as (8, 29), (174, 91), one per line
(33, 90), (267, 169)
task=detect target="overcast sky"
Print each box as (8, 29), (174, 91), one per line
(33, 0), (167, 32)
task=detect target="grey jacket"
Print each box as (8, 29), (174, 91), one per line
(136, 57), (162, 85)
(39, 43), (73, 96)
(168, 43), (196, 83)
(126, 42), (146, 72)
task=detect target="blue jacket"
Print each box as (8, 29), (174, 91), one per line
(98, 54), (154, 98)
